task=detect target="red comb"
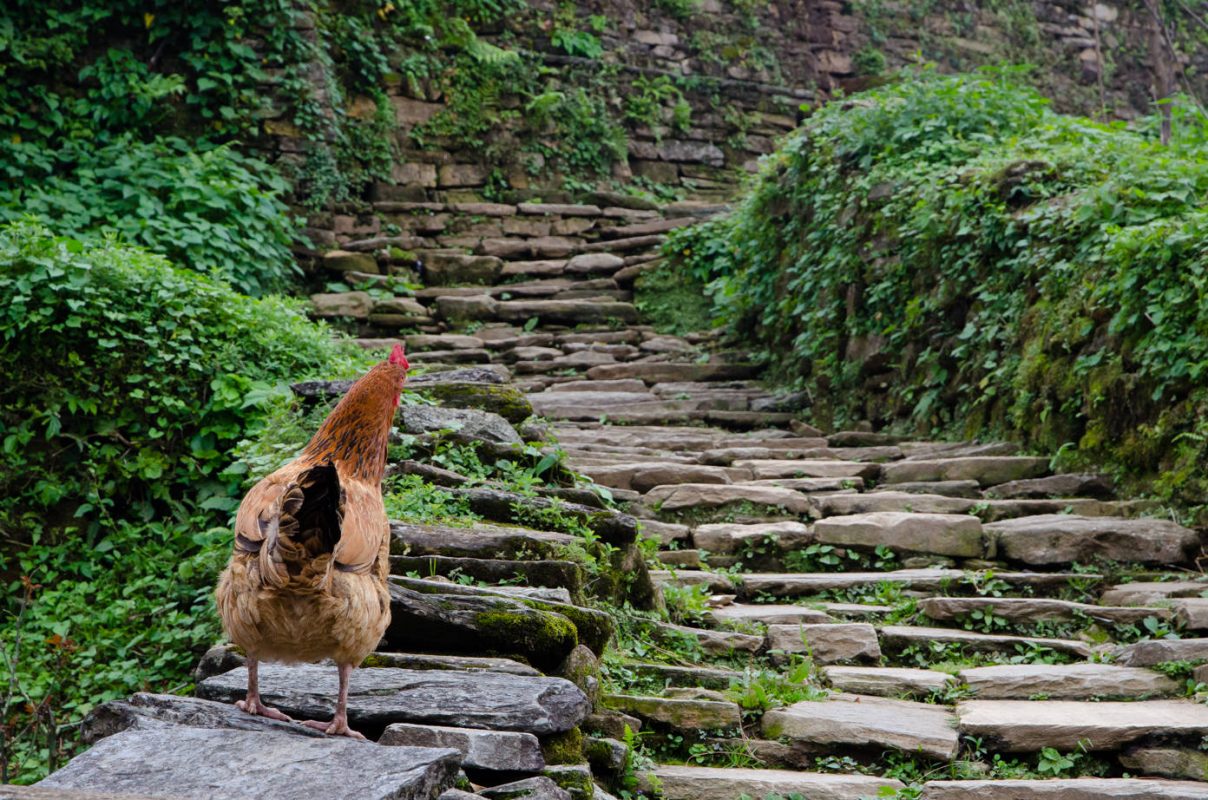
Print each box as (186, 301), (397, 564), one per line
(389, 343), (410, 370)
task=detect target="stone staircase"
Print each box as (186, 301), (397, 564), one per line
(25, 212), (1208, 799)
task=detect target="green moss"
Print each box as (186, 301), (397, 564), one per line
(411, 382), (535, 424)
(541, 727), (586, 765)
(474, 609), (578, 670)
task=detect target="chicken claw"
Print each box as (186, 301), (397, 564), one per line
(235, 696), (294, 723)
(301, 717), (367, 740)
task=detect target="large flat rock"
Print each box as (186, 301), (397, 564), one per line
(577, 462), (733, 492)
(918, 596), (1169, 625)
(984, 514), (1199, 566)
(691, 521), (812, 554)
(1113, 638), (1208, 667)
(813, 512), (986, 558)
(603, 694), (741, 732)
(919, 778), (1208, 799)
(644, 483), (813, 514)
(645, 766), (902, 800)
(823, 666), (953, 698)
(958, 663), (1181, 700)
(738, 569), (1090, 598)
(379, 723), (544, 773)
(391, 522), (576, 559)
(766, 623), (881, 664)
(762, 695), (960, 761)
(956, 699), (1208, 751)
(815, 492), (976, 517)
(197, 664), (589, 735)
(728, 459), (880, 480)
(38, 726), (459, 800)
(1100, 581), (1208, 606)
(882, 457), (1049, 486)
(707, 604), (833, 626)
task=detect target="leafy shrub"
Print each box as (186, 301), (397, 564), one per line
(0, 222), (366, 781)
(664, 67), (1208, 513)
(0, 137), (298, 296)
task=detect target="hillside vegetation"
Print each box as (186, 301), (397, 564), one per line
(667, 68), (1208, 516)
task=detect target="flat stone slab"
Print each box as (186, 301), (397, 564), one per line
(919, 778), (1208, 799)
(813, 512), (986, 558)
(379, 723), (543, 773)
(645, 483), (813, 514)
(645, 766), (903, 800)
(918, 596), (1169, 625)
(1113, 638), (1208, 667)
(815, 492), (977, 516)
(691, 521), (812, 554)
(1171, 598), (1208, 630)
(391, 522), (576, 559)
(763, 695), (959, 761)
(882, 456), (1049, 486)
(956, 699), (1208, 751)
(197, 664), (588, 735)
(578, 462), (733, 492)
(984, 514), (1200, 566)
(603, 694), (741, 732)
(81, 693), (324, 745)
(738, 569), (1092, 598)
(1120, 746), (1208, 782)
(38, 726), (459, 800)
(880, 625), (1094, 658)
(728, 459), (880, 480)
(824, 666), (953, 698)
(766, 623), (881, 664)
(707, 604), (833, 626)
(480, 777), (570, 800)
(958, 663), (1181, 700)
(985, 473), (1116, 499)
(1100, 581), (1208, 606)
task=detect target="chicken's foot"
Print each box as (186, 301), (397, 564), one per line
(301, 662), (366, 740)
(235, 657), (294, 723)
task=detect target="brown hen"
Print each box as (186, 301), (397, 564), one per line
(215, 345), (409, 738)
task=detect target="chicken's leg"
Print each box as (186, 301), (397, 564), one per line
(301, 662), (365, 739)
(235, 657), (293, 722)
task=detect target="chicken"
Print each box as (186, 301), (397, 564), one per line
(215, 344), (410, 738)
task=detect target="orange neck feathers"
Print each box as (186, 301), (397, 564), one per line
(300, 361), (406, 482)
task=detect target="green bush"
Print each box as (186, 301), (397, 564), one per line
(0, 137), (298, 296)
(0, 222), (367, 782)
(664, 67), (1208, 512)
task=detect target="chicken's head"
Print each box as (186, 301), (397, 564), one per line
(387, 343), (410, 406)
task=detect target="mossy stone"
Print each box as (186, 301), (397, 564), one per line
(473, 609), (578, 672)
(540, 727), (585, 766)
(413, 382), (534, 424)
(542, 765), (594, 800)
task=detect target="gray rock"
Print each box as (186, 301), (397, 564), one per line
(955, 699), (1208, 751)
(644, 765), (902, 800)
(728, 459), (880, 481)
(323, 250), (379, 273)
(38, 726), (459, 800)
(823, 667), (953, 698)
(985, 473), (1115, 499)
(879, 625), (1093, 659)
(870, 480), (982, 497)
(881, 457), (1049, 486)
(366, 652), (540, 676)
(311, 291), (373, 319)
(707, 604), (833, 626)
(565, 253), (625, 274)
(813, 511), (986, 558)
(380, 723), (544, 773)
(1100, 580), (1208, 606)
(408, 367), (507, 385)
(1120, 746), (1208, 782)
(918, 596), (1169, 626)
(984, 514), (1200, 566)
(436, 295), (499, 322)
(479, 777), (571, 800)
(1113, 638), (1208, 667)
(81, 693), (324, 745)
(815, 492), (976, 516)
(401, 406), (522, 445)
(603, 694), (741, 733)
(920, 778), (1208, 799)
(958, 663), (1180, 700)
(425, 254), (503, 286)
(390, 522), (575, 559)
(763, 695), (959, 761)
(542, 766), (595, 800)
(692, 521), (812, 555)
(766, 623), (881, 664)
(644, 483), (813, 514)
(197, 663), (589, 735)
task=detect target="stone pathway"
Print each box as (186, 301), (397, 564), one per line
(33, 197), (1208, 799)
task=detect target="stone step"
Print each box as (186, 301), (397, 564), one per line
(823, 666), (953, 698)
(624, 663), (743, 690)
(955, 699), (1208, 751)
(1112, 638), (1208, 667)
(577, 462), (737, 492)
(812, 511), (987, 558)
(957, 663), (1181, 700)
(603, 694), (741, 733)
(1101, 580), (1208, 605)
(766, 622), (882, 664)
(983, 514), (1201, 566)
(762, 694), (959, 760)
(879, 625), (1095, 659)
(379, 723), (544, 774)
(644, 483), (814, 515)
(197, 664), (589, 735)
(881, 456), (1050, 486)
(727, 459), (880, 481)
(583, 362), (761, 383)
(734, 569), (1098, 599)
(815, 491), (1139, 521)
(38, 725), (460, 800)
(642, 766), (903, 800)
(917, 596), (1171, 626)
(920, 778), (1208, 799)
(706, 603), (833, 626)
(690, 520), (813, 554)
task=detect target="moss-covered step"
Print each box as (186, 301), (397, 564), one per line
(389, 555), (585, 597)
(391, 522), (577, 560)
(451, 487), (639, 545)
(621, 663), (743, 691)
(602, 694), (741, 735)
(409, 380), (534, 424)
